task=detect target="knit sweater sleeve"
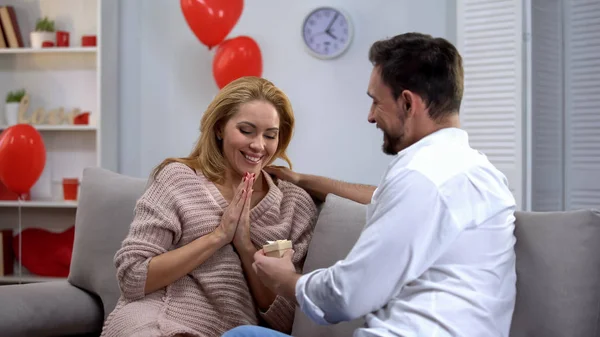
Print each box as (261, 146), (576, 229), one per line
(113, 163), (187, 301)
(260, 185), (319, 333)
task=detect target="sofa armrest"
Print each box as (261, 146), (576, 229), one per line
(0, 280), (104, 337)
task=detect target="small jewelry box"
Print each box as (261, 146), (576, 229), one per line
(263, 240), (292, 258)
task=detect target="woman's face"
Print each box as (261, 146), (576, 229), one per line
(220, 100), (280, 178)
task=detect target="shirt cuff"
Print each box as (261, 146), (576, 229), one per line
(295, 268), (332, 326)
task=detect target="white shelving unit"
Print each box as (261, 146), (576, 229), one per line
(0, 200), (78, 208)
(0, 0), (118, 285)
(0, 46), (97, 54)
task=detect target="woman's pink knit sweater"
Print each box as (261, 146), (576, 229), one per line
(100, 163), (318, 337)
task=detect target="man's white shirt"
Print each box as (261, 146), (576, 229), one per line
(295, 127), (517, 337)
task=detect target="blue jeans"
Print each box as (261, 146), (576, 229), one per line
(222, 325), (291, 337)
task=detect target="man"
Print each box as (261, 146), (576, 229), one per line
(224, 32), (517, 337)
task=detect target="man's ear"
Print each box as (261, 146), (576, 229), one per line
(400, 90), (413, 114)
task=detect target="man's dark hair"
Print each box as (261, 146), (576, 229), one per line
(368, 32), (464, 121)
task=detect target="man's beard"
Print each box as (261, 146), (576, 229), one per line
(382, 131), (403, 155)
(381, 110), (406, 155)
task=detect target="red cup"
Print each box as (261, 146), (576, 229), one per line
(74, 112), (90, 125)
(81, 35), (96, 47)
(62, 178), (79, 201)
(56, 31), (69, 47)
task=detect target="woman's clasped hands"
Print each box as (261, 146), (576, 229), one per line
(214, 172), (256, 253)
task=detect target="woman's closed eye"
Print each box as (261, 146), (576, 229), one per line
(240, 128), (277, 140)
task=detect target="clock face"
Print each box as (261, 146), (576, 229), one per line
(302, 7), (352, 59)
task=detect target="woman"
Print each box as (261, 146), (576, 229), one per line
(101, 77), (318, 337)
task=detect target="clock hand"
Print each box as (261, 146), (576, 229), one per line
(325, 12), (339, 34)
(326, 31), (338, 40)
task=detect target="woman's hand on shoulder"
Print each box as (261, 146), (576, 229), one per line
(264, 166), (301, 185)
(212, 176), (248, 246)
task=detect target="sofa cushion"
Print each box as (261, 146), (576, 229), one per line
(510, 209), (600, 337)
(292, 193), (367, 337)
(68, 167), (147, 320)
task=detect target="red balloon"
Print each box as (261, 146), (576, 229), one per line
(212, 36), (263, 89)
(0, 124), (46, 195)
(180, 0), (244, 49)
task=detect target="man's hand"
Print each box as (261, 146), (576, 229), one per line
(252, 249), (301, 302)
(264, 166), (301, 185)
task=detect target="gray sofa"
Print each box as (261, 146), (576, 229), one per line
(1, 167), (599, 337)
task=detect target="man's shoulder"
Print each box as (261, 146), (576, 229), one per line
(402, 142), (502, 187)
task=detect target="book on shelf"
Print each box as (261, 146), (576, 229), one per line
(0, 14), (6, 48)
(0, 6), (24, 48)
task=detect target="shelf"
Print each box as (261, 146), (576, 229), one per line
(0, 274), (67, 284)
(0, 124), (95, 131)
(0, 47), (97, 54)
(0, 201), (77, 208)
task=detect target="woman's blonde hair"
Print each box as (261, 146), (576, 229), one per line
(152, 76), (295, 184)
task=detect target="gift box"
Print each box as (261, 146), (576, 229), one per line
(263, 240), (292, 258)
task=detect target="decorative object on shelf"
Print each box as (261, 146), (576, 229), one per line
(12, 226), (74, 277)
(4, 88), (26, 126)
(62, 178), (79, 201)
(41, 41), (54, 48)
(0, 229), (13, 276)
(56, 30), (69, 47)
(81, 35), (96, 47)
(73, 111), (90, 125)
(212, 36), (262, 89)
(0, 6), (25, 48)
(17, 94), (81, 125)
(180, 0), (243, 50)
(301, 6), (353, 60)
(30, 16), (55, 49)
(0, 124), (46, 195)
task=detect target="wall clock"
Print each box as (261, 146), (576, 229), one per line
(301, 7), (353, 60)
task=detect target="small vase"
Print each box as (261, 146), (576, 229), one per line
(30, 31), (55, 49)
(4, 102), (19, 126)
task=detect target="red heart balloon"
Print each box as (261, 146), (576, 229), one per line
(180, 0), (244, 49)
(13, 226), (75, 277)
(212, 36), (263, 89)
(0, 124), (46, 195)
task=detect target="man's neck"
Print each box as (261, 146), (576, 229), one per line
(417, 113), (461, 140)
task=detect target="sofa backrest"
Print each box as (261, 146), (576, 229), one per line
(68, 167), (147, 320)
(510, 209), (600, 337)
(291, 194), (367, 337)
(69, 168), (600, 336)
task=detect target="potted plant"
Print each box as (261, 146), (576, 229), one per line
(5, 89), (26, 126)
(30, 17), (55, 48)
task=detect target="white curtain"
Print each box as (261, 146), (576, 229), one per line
(458, 0), (600, 212)
(457, 0), (525, 210)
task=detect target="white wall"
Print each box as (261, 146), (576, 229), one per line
(118, 0), (454, 185)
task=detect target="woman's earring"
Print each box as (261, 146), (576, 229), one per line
(217, 135), (222, 141)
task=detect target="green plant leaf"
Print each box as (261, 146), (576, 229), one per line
(5, 89), (26, 103)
